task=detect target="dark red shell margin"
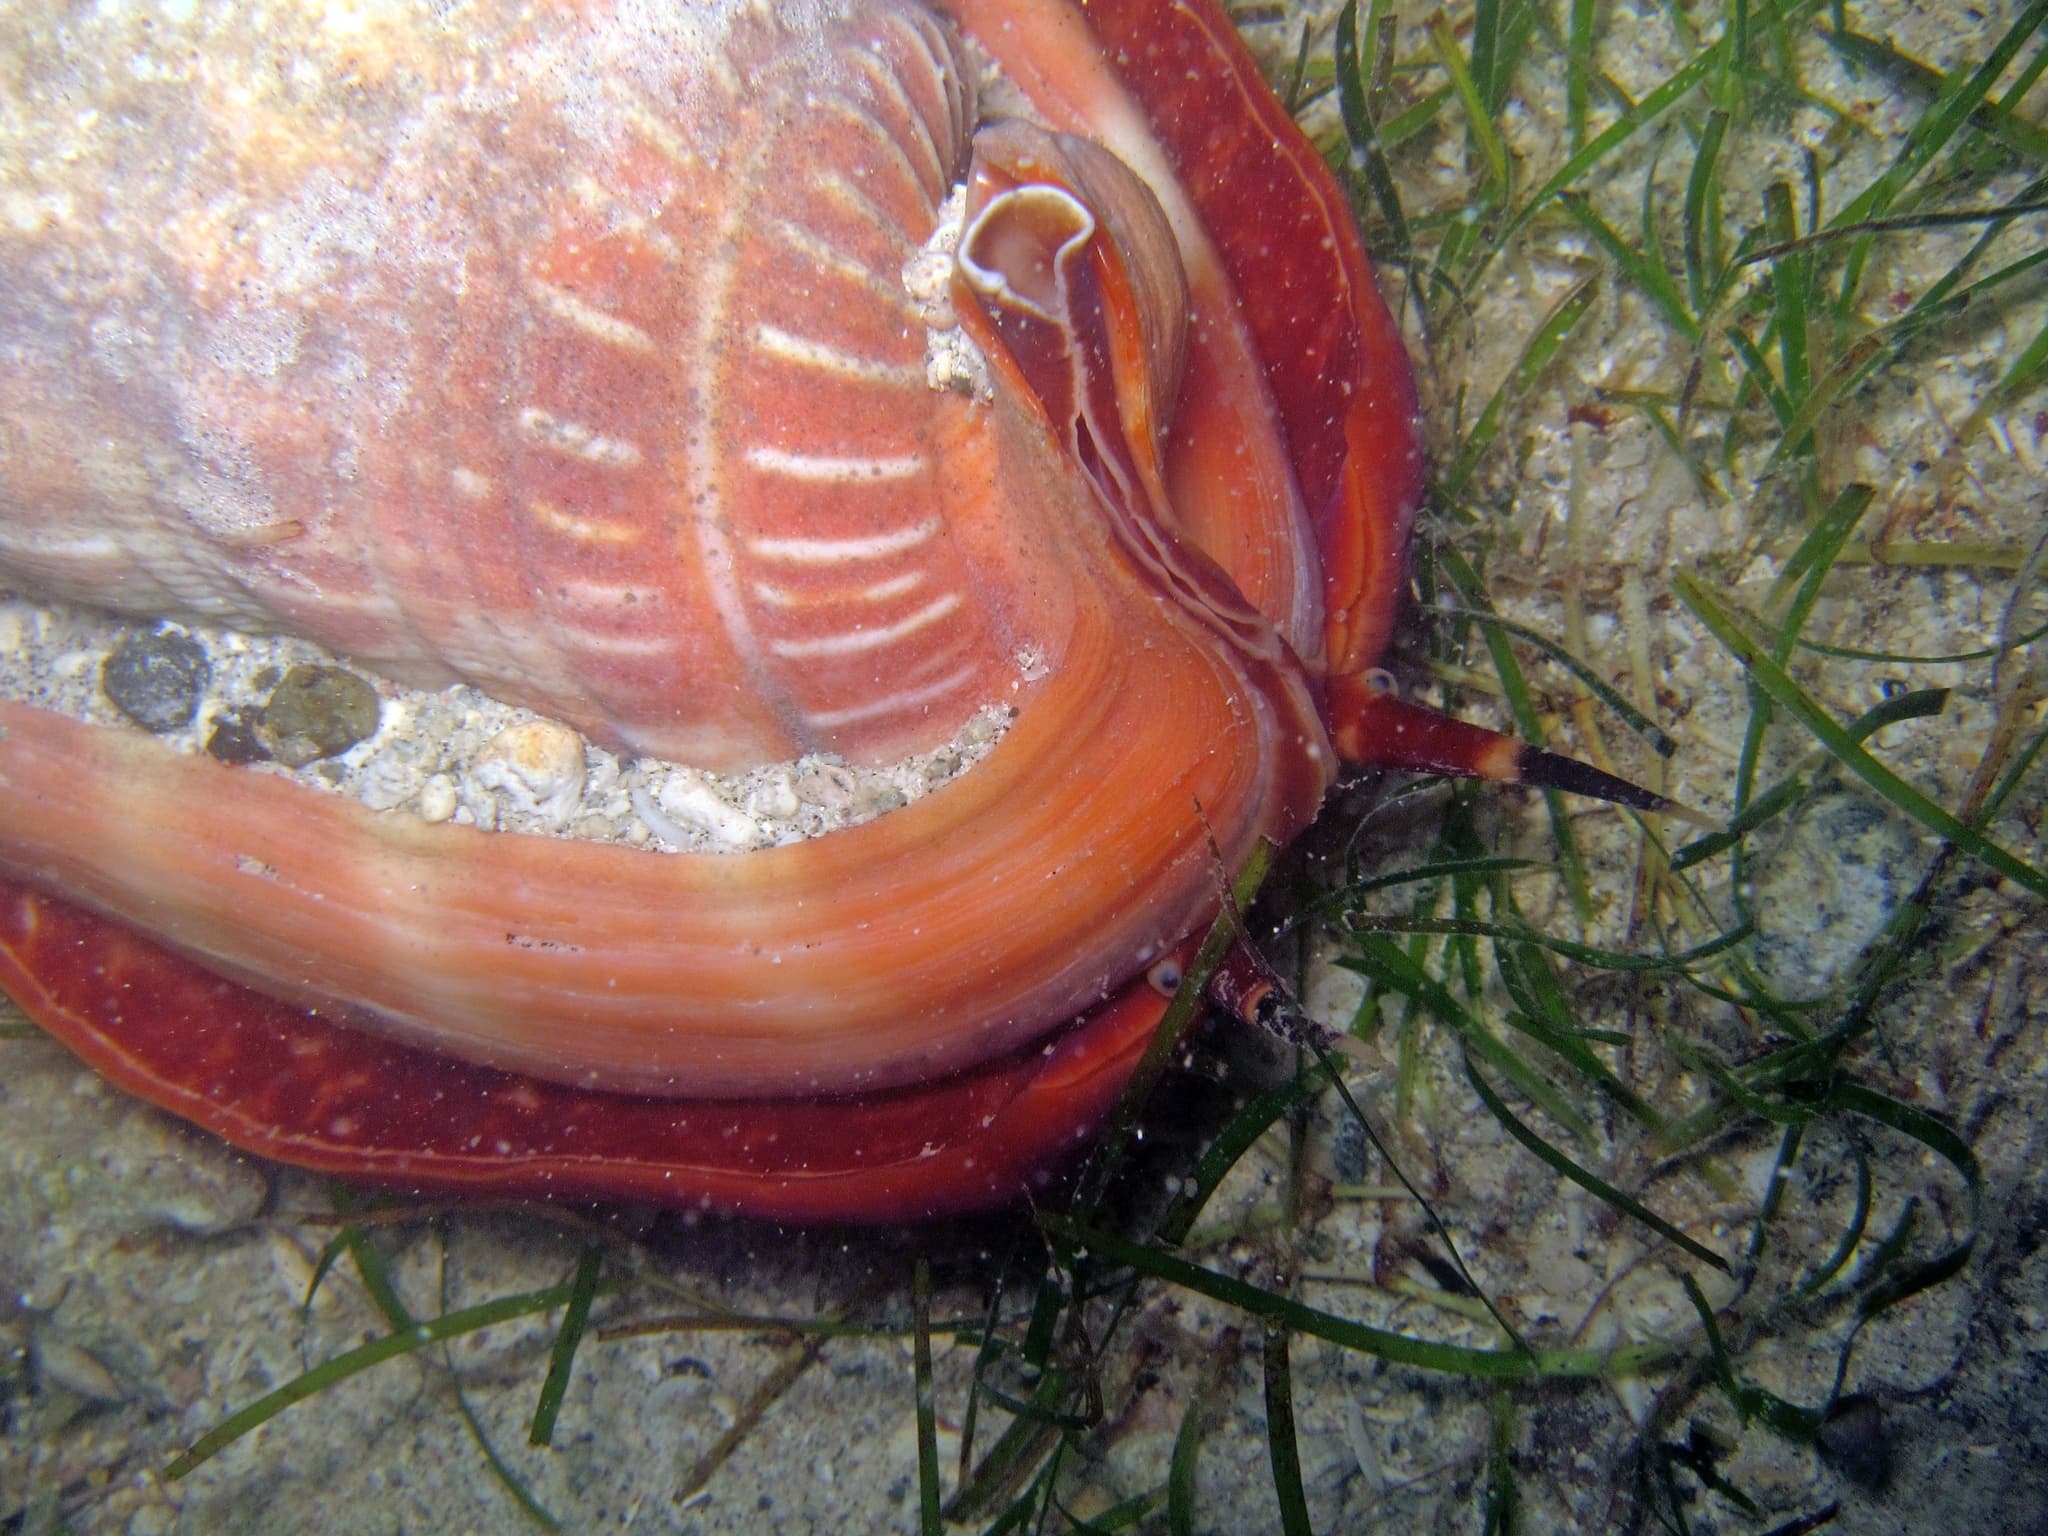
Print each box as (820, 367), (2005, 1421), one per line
(1072, 0), (1424, 674)
(0, 882), (1162, 1222)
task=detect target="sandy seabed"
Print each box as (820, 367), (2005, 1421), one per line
(3, 1), (2045, 1532)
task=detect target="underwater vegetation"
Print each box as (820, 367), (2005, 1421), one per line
(0, 0), (2043, 1530)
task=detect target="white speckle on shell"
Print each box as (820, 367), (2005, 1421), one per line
(909, 185), (993, 400)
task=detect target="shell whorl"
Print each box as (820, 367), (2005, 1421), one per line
(0, 0), (1024, 768)
(691, 6), (1009, 760)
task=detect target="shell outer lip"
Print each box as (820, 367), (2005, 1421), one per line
(0, 877), (1173, 1224)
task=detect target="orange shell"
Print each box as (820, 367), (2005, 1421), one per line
(0, 0), (1423, 1218)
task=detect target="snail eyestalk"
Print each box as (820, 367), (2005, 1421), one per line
(1328, 674), (1708, 824)
(1206, 934), (1372, 1065)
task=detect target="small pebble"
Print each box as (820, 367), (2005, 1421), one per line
(648, 769), (766, 849)
(32, 1334), (125, 1403)
(797, 761), (857, 810)
(471, 719), (587, 829)
(1816, 1394), (1890, 1489)
(204, 708), (271, 765)
(417, 774), (459, 823)
(354, 755), (419, 812)
(1327, 1113), (1372, 1184)
(746, 765), (802, 821)
(1749, 791), (1923, 993)
(259, 664), (381, 767)
(101, 629), (210, 732)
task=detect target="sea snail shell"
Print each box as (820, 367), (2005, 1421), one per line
(0, 0), (1425, 1216)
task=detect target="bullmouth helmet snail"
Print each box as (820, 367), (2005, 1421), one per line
(0, 0), (1671, 1221)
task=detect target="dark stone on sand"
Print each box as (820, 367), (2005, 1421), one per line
(205, 709), (273, 766)
(259, 664), (380, 767)
(101, 629), (211, 733)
